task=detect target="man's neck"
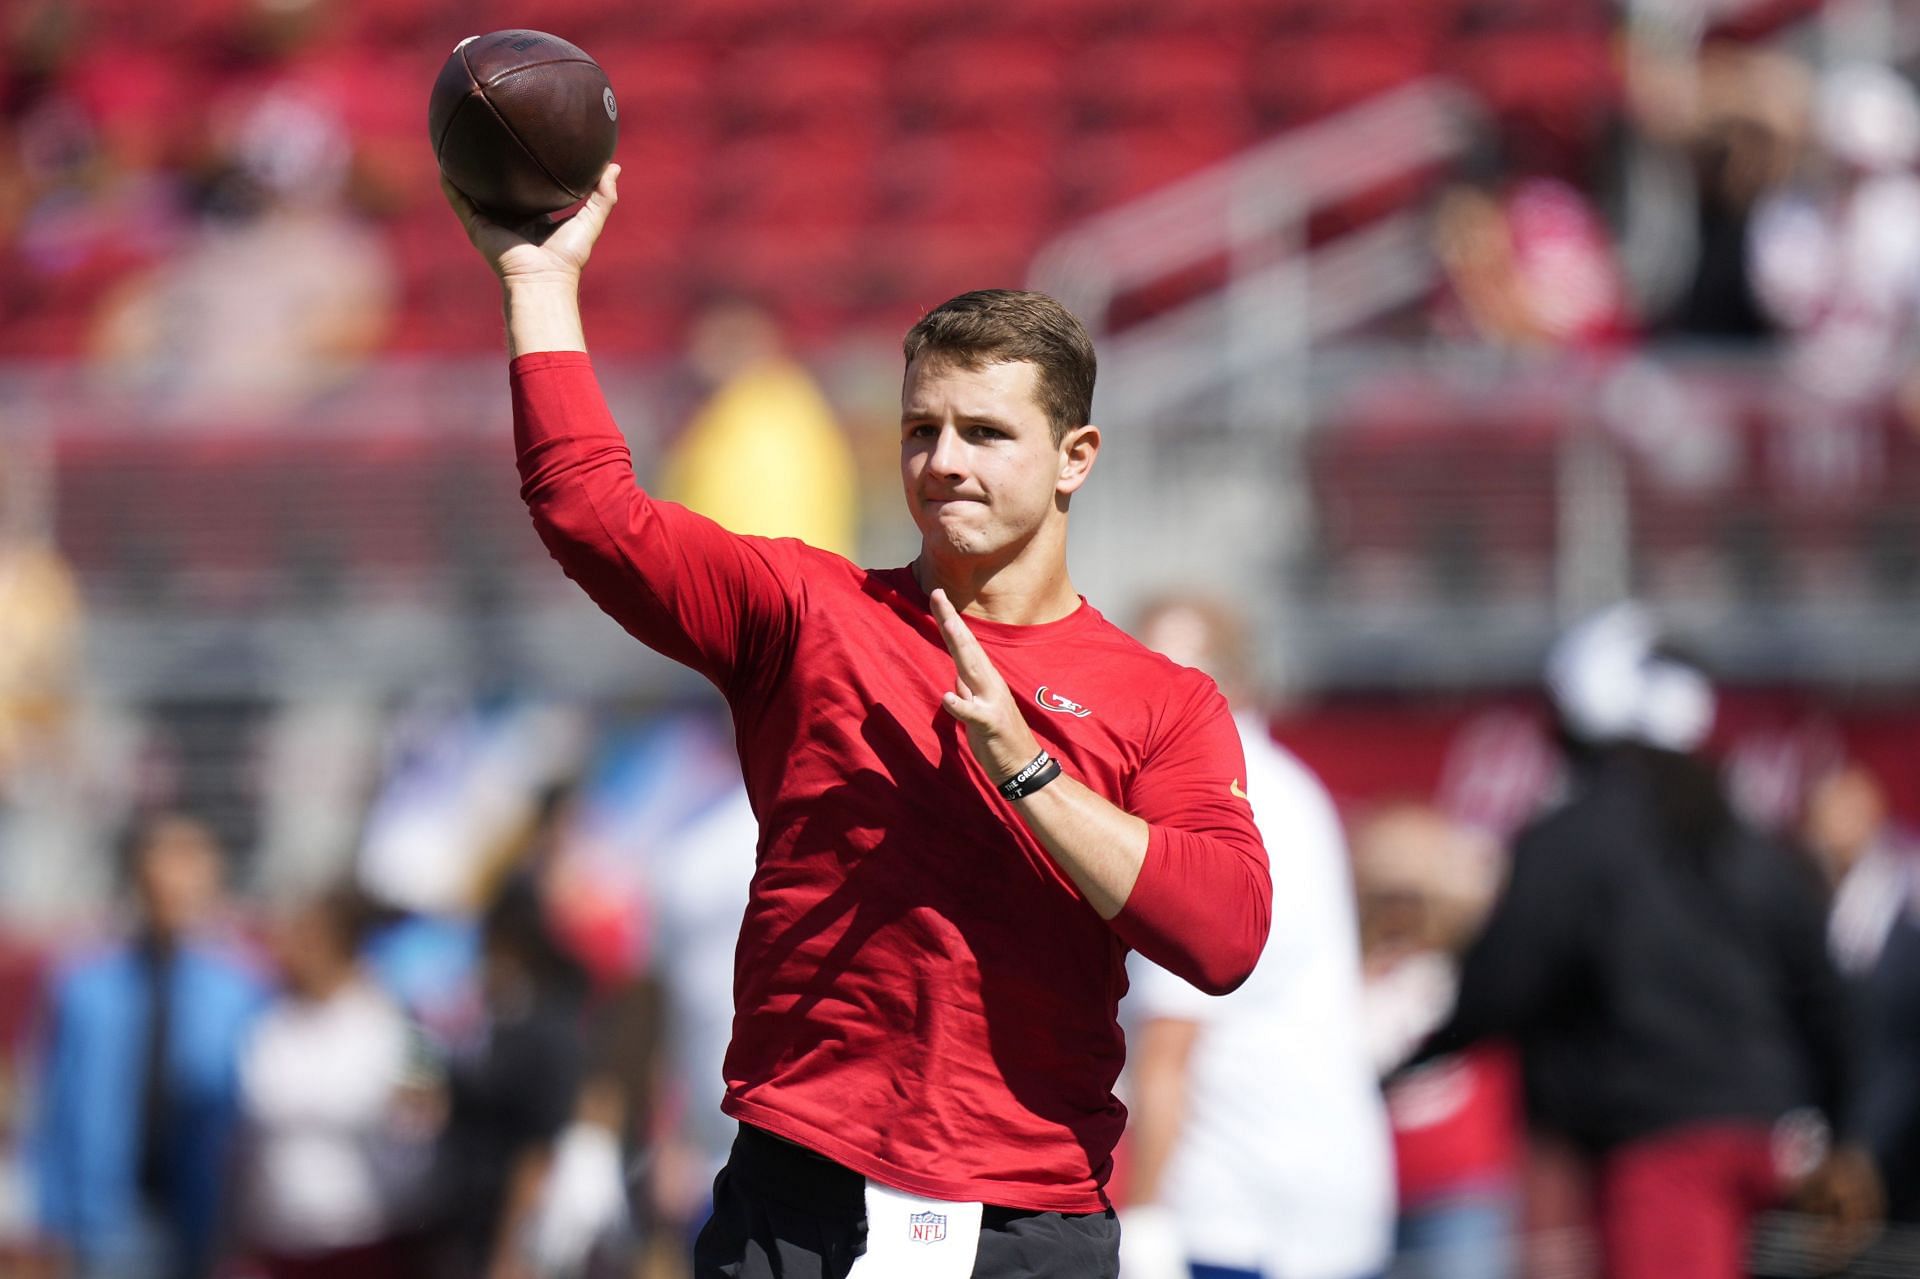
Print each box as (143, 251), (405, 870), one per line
(914, 545), (1080, 627)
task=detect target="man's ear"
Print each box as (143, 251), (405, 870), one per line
(1057, 423), (1101, 496)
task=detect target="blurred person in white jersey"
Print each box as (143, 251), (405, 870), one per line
(1123, 597), (1394, 1279)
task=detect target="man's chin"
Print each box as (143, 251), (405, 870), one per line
(920, 523), (992, 560)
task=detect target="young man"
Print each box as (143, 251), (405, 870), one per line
(443, 166), (1272, 1279)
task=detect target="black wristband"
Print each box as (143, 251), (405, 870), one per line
(999, 749), (1062, 801)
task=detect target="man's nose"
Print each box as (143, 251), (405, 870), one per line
(928, 424), (966, 477)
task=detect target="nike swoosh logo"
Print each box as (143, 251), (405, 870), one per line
(1230, 779), (1248, 800)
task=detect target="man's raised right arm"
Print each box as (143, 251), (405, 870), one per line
(445, 166), (796, 687)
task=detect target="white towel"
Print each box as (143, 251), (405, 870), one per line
(845, 1181), (983, 1278)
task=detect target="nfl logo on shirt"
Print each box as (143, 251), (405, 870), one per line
(908, 1210), (948, 1243)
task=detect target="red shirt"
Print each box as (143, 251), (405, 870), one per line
(511, 352), (1271, 1211)
(1388, 1046), (1522, 1206)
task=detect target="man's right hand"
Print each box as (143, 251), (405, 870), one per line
(442, 163), (621, 288)
(442, 163), (620, 356)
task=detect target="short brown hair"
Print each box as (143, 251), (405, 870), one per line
(902, 289), (1096, 443)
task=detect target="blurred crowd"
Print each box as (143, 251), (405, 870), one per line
(0, 0), (405, 416)
(0, 599), (1914, 1279)
(1431, 29), (1920, 411)
(3, 0), (1919, 385)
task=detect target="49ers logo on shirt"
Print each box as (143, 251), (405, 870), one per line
(1034, 686), (1092, 717)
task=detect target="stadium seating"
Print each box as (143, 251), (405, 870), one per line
(0, 0), (1623, 357)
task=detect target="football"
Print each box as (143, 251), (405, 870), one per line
(428, 29), (618, 224)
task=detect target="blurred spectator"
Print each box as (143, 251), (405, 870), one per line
(1749, 62), (1920, 400)
(658, 299), (858, 559)
(542, 711), (747, 1273)
(495, 781), (650, 1279)
(0, 936), (48, 1268)
(1431, 145), (1632, 351)
(419, 874), (589, 1279)
(32, 812), (264, 1279)
(0, 0), (194, 355)
(357, 697), (589, 921)
(0, 445), (80, 782)
(1120, 597), (1394, 1279)
(234, 887), (421, 1279)
(1629, 41), (1812, 341)
(1353, 804), (1519, 1279)
(1802, 764), (1920, 1227)
(86, 47), (393, 422)
(1416, 604), (1878, 1279)
(1804, 763), (1913, 977)
(638, 784), (757, 1265)
(0, 438), (86, 927)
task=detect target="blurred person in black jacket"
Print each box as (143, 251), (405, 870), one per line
(1803, 764), (1920, 1226)
(421, 874), (589, 1279)
(1416, 605), (1878, 1279)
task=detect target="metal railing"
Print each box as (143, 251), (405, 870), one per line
(1030, 78), (1482, 430)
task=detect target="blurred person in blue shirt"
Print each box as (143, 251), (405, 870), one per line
(31, 813), (264, 1279)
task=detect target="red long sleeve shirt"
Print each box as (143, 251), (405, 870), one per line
(512, 351), (1271, 1211)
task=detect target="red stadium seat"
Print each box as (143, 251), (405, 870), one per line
(387, 217), (501, 354)
(1253, 32), (1435, 126)
(889, 39), (1069, 131)
(591, 41), (720, 143)
(695, 214), (865, 295)
(610, 131), (708, 226)
(1446, 31), (1618, 173)
(706, 134), (879, 224)
(1072, 35), (1252, 133)
(876, 127), (1059, 231)
(714, 39), (890, 134)
(579, 286), (685, 354)
(468, 0), (634, 45)
(1137, 0), (1316, 38)
(342, 0), (450, 44)
(689, 217), (871, 345)
(1060, 120), (1252, 215)
(867, 219), (1046, 320)
(1449, 32), (1618, 118)
(827, 0), (982, 41)
(976, 0), (1155, 40)
(640, 0), (830, 41)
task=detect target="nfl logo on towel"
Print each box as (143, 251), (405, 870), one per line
(908, 1211), (948, 1243)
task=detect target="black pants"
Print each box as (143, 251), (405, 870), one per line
(692, 1123), (1120, 1279)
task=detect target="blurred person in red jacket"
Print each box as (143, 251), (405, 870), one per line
(1430, 139), (1633, 352)
(1354, 803), (1520, 1279)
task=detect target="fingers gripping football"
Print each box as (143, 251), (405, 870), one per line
(442, 163), (621, 283)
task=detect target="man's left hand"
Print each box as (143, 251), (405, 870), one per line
(930, 589), (1041, 784)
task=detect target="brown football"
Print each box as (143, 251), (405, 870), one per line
(428, 29), (618, 223)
